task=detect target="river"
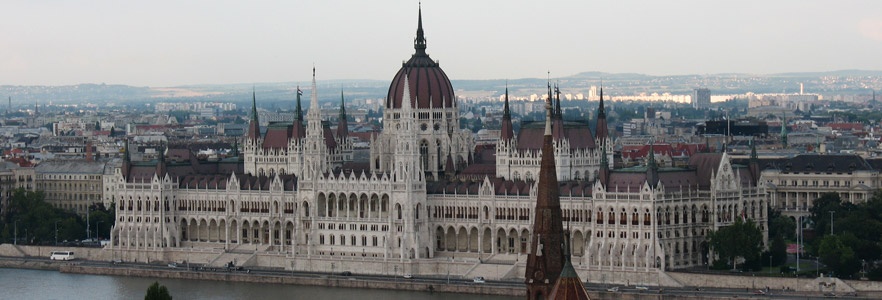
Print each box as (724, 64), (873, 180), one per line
(0, 268), (518, 300)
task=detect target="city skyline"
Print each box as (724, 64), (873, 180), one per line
(1, 0), (881, 86)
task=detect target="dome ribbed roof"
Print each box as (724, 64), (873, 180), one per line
(385, 6), (455, 110)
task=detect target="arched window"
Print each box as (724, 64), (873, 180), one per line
(420, 140), (429, 171)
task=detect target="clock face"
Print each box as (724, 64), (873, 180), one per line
(533, 270), (545, 281)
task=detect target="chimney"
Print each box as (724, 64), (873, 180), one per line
(86, 141), (93, 162)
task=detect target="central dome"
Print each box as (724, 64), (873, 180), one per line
(385, 7), (455, 110)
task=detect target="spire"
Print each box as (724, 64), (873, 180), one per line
(595, 81), (609, 144)
(310, 67), (319, 112)
(554, 83), (562, 119)
(544, 88), (553, 136)
(749, 137), (760, 186)
(121, 139), (131, 180)
(525, 91), (565, 300)
(597, 81), (606, 119)
(500, 82), (514, 141)
(250, 87), (258, 122)
(414, 2), (427, 56)
(294, 85), (303, 122)
(503, 82), (511, 119)
(247, 87), (261, 142)
(599, 142), (610, 187)
(337, 89), (349, 139)
(646, 143), (659, 189)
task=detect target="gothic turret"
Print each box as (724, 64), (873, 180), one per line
(552, 84), (565, 141)
(595, 84), (609, 144)
(646, 143), (659, 189)
(547, 230), (591, 300)
(500, 84), (514, 141)
(337, 90), (349, 139)
(525, 96), (565, 300)
(749, 138), (760, 184)
(247, 88), (260, 142)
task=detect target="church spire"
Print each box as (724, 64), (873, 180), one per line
(595, 81), (609, 144)
(500, 82), (514, 141)
(250, 87), (258, 123)
(525, 93), (565, 300)
(414, 2), (427, 56)
(247, 87), (261, 142)
(646, 142), (659, 189)
(337, 89), (349, 139)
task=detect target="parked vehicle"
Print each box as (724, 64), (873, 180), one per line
(635, 286), (649, 290)
(49, 251), (75, 261)
(340, 271), (352, 276)
(167, 262), (178, 268)
(403, 274), (413, 279)
(607, 287), (619, 292)
(473, 277), (485, 283)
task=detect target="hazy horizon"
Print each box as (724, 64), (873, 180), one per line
(2, 0), (882, 87)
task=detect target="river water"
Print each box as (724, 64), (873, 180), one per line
(0, 268), (518, 300)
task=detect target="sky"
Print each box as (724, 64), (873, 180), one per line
(1, 0), (881, 87)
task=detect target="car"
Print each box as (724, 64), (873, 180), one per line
(753, 290), (766, 295)
(607, 287), (619, 292)
(635, 286), (649, 290)
(112, 259), (122, 265)
(167, 262), (178, 268)
(473, 277), (485, 283)
(340, 271), (352, 276)
(403, 274), (413, 279)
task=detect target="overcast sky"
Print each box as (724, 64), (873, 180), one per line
(1, 0), (881, 86)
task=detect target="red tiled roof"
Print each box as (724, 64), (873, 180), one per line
(516, 121), (596, 151)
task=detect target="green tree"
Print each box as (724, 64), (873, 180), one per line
(818, 235), (860, 277)
(769, 215), (796, 240)
(770, 234), (788, 266)
(708, 218), (763, 270)
(145, 281), (172, 300)
(1, 189), (86, 244)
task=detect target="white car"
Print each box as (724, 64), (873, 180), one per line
(473, 277), (485, 283)
(50, 251), (75, 261)
(635, 286), (649, 290)
(607, 287), (619, 292)
(403, 274), (413, 279)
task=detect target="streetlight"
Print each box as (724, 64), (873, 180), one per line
(14, 220), (19, 245)
(55, 220), (61, 246)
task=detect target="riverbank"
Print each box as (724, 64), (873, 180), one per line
(4, 244), (882, 299)
(60, 264), (523, 297)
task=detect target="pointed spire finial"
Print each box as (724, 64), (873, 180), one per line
(503, 81), (511, 120)
(414, 3), (427, 54)
(250, 86), (258, 123)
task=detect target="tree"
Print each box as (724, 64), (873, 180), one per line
(770, 234), (788, 266)
(708, 218), (763, 270)
(145, 281), (172, 300)
(818, 235), (860, 277)
(769, 215), (796, 240)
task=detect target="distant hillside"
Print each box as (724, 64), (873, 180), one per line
(771, 70), (882, 77)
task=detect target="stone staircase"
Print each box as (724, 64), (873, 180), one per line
(464, 260), (517, 280)
(207, 244), (265, 267)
